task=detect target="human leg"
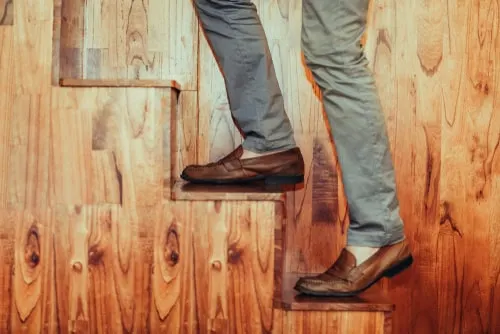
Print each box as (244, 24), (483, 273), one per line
(294, 0), (411, 296)
(182, 0), (304, 185)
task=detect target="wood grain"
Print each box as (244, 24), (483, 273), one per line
(0, 208), (15, 333)
(50, 88), (94, 205)
(150, 202), (196, 332)
(0, 0), (499, 333)
(273, 308), (387, 334)
(365, 1), (500, 334)
(53, 204), (146, 333)
(7, 0), (53, 210)
(170, 91), (200, 184)
(90, 87), (173, 209)
(56, 0), (198, 89)
(9, 207), (56, 333)
(0, 0), (13, 25)
(0, 27), (14, 207)
(190, 201), (277, 333)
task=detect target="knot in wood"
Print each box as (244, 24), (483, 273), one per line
(211, 261), (222, 271)
(30, 252), (40, 266)
(227, 247), (241, 264)
(170, 251), (179, 264)
(72, 262), (83, 272)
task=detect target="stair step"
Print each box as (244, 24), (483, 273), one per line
(274, 273), (394, 312)
(59, 78), (181, 90)
(170, 180), (286, 202)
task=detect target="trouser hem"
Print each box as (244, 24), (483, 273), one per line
(241, 135), (296, 153)
(346, 224), (406, 247)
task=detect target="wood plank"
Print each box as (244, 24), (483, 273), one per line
(364, 2), (419, 332)
(170, 91), (199, 185)
(0, 0), (13, 25)
(9, 0), (53, 209)
(171, 180), (286, 202)
(274, 273), (394, 312)
(57, 0), (198, 89)
(60, 78), (181, 90)
(50, 88), (93, 205)
(53, 204), (146, 333)
(436, 1), (500, 333)
(10, 207), (56, 332)
(273, 308), (387, 334)
(0, 208), (15, 333)
(51, 0), (62, 84)
(0, 27), (14, 207)
(191, 201), (277, 333)
(90, 87), (172, 211)
(150, 202), (196, 332)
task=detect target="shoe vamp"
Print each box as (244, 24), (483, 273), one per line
(240, 159), (292, 174)
(187, 163), (251, 179)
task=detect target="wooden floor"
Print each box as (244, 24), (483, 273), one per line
(0, 0), (499, 333)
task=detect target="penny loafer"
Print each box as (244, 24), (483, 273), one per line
(294, 239), (413, 297)
(180, 145), (305, 185)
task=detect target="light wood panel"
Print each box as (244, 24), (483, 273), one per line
(6, 0), (53, 209)
(50, 87), (175, 208)
(170, 91), (200, 185)
(56, 0), (199, 89)
(0, 0), (13, 25)
(0, 27), (14, 207)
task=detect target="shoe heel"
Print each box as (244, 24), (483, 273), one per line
(384, 255), (413, 278)
(264, 175), (304, 185)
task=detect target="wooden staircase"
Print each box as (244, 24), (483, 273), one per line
(0, 0), (395, 332)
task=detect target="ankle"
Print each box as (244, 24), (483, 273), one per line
(241, 147), (289, 160)
(346, 246), (380, 266)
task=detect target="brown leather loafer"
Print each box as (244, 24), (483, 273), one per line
(180, 145), (305, 185)
(294, 240), (413, 297)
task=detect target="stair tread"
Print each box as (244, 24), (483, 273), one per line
(59, 78), (181, 90)
(170, 180), (286, 202)
(274, 273), (394, 312)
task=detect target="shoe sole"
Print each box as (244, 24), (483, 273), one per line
(294, 255), (413, 297)
(180, 173), (304, 186)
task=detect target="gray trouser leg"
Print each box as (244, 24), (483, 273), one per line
(193, 0), (296, 153)
(302, 0), (405, 247)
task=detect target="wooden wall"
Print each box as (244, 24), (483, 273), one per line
(0, 0), (499, 333)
